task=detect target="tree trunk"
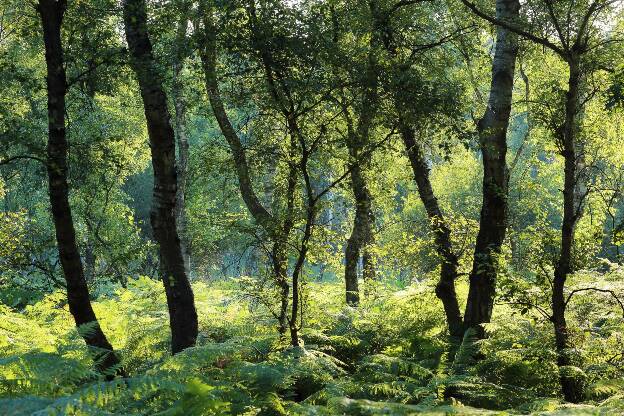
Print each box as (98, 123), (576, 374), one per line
(362, 248), (375, 281)
(463, 0), (520, 336)
(199, 7), (297, 334)
(344, 12), (379, 305)
(199, 11), (274, 233)
(374, 4), (463, 338)
(552, 56), (585, 403)
(38, 0), (122, 376)
(272, 241), (290, 335)
(399, 122), (464, 338)
(276, 145), (298, 335)
(123, 0), (198, 354)
(345, 163), (375, 306)
(290, 201), (316, 347)
(344, 222), (361, 306)
(172, 16), (191, 277)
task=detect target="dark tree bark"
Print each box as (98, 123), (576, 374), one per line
(373, 3), (463, 338)
(399, 123), (464, 338)
(172, 16), (191, 277)
(335, 3), (379, 306)
(460, 0), (599, 402)
(344, 141), (375, 306)
(463, 0), (520, 336)
(287, 118), (318, 347)
(38, 0), (122, 376)
(552, 54), (585, 403)
(289, 204), (315, 347)
(461, 0), (596, 401)
(271, 241), (291, 334)
(123, 0), (198, 354)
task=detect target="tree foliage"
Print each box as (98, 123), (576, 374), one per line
(2, 0), (624, 413)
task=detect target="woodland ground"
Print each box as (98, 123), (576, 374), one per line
(2, 277), (624, 415)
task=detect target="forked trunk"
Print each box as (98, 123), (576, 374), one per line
(464, 0), (520, 336)
(199, 8), (296, 334)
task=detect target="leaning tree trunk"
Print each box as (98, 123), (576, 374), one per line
(463, 0), (520, 336)
(552, 55), (585, 403)
(199, 7), (296, 334)
(172, 16), (191, 277)
(123, 0), (198, 354)
(399, 122), (464, 339)
(375, 6), (463, 338)
(38, 0), (122, 376)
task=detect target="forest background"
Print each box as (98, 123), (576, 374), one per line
(3, 0), (624, 414)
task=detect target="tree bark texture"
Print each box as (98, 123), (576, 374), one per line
(552, 55), (585, 403)
(345, 160), (375, 306)
(123, 0), (198, 354)
(172, 16), (191, 277)
(399, 122), (464, 338)
(38, 0), (122, 376)
(463, 0), (520, 336)
(344, 4), (379, 306)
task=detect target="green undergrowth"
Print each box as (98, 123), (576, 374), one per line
(1, 277), (623, 415)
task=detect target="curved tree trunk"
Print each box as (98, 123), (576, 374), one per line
(123, 0), (198, 354)
(463, 0), (520, 336)
(375, 5), (463, 338)
(199, 7), (296, 334)
(38, 0), (122, 376)
(399, 122), (464, 339)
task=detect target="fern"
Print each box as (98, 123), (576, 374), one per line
(450, 328), (479, 376)
(0, 353), (96, 396)
(2, 280), (624, 414)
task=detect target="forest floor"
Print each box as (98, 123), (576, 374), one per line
(1, 277), (623, 415)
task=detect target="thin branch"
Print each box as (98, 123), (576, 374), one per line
(0, 155), (47, 166)
(565, 287), (624, 316)
(458, 0), (566, 57)
(497, 300), (551, 320)
(313, 127), (397, 204)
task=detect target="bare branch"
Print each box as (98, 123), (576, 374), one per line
(565, 287), (624, 316)
(458, 0), (566, 56)
(0, 155), (47, 166)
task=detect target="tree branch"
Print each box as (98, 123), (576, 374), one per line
(458, 0), (566, 57)
(565, 287), (624, 316)
(0, 155), (47, 166)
